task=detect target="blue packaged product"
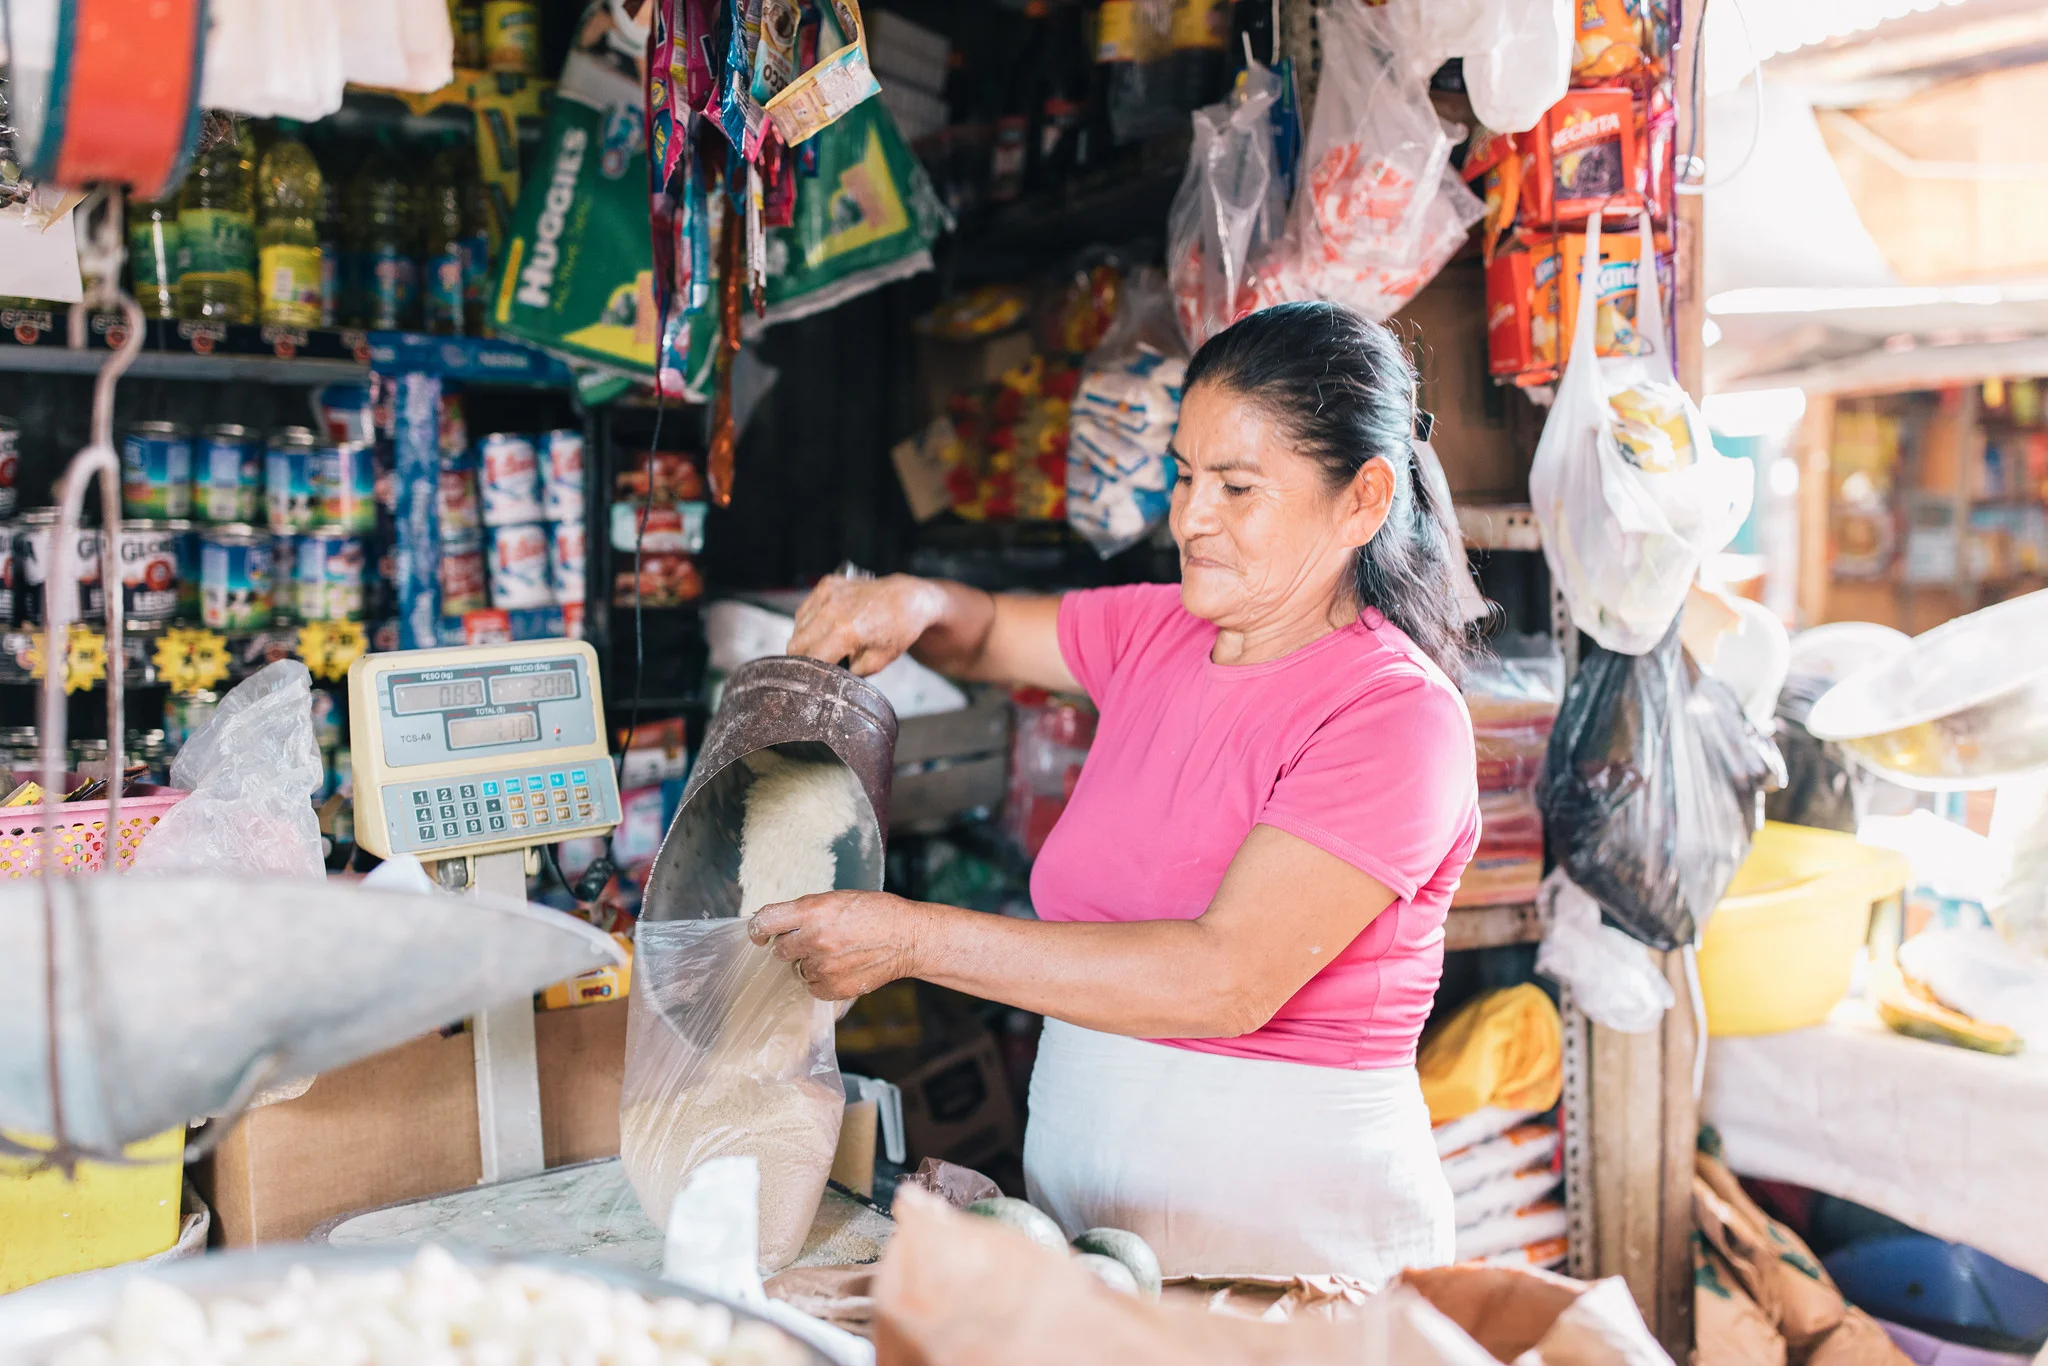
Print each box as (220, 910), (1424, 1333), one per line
(169, 520), (200, 620)
(487, 523), (552, 609)
(121, 421), (193, 520)
(265, 427), (321, 533)
(195, 424), (263, 524)
(479, 432), (544, 526)
(316, 440), (376, 533)
(200, 525), (274, 632)
(541, 429), (585, 522)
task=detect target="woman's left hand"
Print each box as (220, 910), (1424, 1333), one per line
(747, 890), (928, 1001)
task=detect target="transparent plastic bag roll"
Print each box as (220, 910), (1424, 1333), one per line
(130, 659), (327, 880)
(620, 918), (844, 1274)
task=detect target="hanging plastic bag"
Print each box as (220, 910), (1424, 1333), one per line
(620, 918), (845, 1274)
(1066, 266), (1187, 557)
(1529, 211), (1753, 654)
(1534, 870), (1674, 1033)
(1166, 65), (1285, 350)
(131, 660), (326, 880)
(1459, 0), (1572, 136)
(1539, 623), (1785, 950)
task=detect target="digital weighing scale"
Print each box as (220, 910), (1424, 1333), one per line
(348, 640), (624, 1183)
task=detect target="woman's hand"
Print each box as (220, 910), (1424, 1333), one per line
(748, 890), (929, 1001)
(788, 574), (950, 677)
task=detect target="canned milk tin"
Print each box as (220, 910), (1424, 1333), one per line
(270, 534), (300, 622)
(265, 427), (321, 533)
(438, 455), (482, 534)
(486, 522), (552, 608)
(541, 429), (585, 523)
(316, 441), (376, 533)
(295, 528), (366, 622)
(439, 531), (489, 616)
(548, 520), (586, 605)
(116, 520), (181, 625)
(0, 418), (19, 520)
(121, 421), (193, 520)
(0, 526), (14, 624)
(195, 424), (264, 524)
(167, 520), (199, 621)
(16, 510), (103, 624)
(478, 433), (544, 526)
(200, 524), (274, 632)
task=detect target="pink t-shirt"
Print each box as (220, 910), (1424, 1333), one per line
(1031, 583), (1480, 1070)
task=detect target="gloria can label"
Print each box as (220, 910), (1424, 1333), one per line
(439, 532), (489, 616)
(295, 529), (366, 622)
(121, 421), (193, 520)
(0, 418), (19, 520)
(478, 433), (544, 526)
(316, 441), (377, 533)
(16, 511), (103, 624)
(486, 522), (552, 609)
(196, 423), (264, 524)
(541, 429), (585, 522)
(548, 520), (586, 605)
(200, 525), (274, 632)
(265, 427), (321, 533)
(116, 521), (181, 625)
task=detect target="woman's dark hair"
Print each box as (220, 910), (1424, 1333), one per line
(1183, 301), (1476, 684)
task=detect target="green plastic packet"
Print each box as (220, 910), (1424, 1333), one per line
(760, 95), (948, 326)
(493, 52), (661, 373)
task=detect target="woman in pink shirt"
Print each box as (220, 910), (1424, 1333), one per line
(763, 302), (1480, 1281)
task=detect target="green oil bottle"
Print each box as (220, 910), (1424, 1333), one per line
(257, 120), (326, 329)
(177, 118), (258, 323)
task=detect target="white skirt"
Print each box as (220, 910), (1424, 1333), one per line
(1022, 1019), (1454, 1284)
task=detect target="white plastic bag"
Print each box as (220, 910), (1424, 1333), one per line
(131, 660), (326, 880)
(1533, 870), (1675, 1034)
(1066, 267), (1187, 557)
(1459, 0), (1573, 135)
(1529, 211), (1753, 654)
(1237, 0), (1483, 322)
(1167, 66), (1285, 350)
(621, 919), (845, 1274)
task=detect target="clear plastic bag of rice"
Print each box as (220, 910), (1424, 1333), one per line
(622, 753), (861, 1273)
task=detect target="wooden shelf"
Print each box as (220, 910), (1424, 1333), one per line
(1457, 503), (1542, 553)
(1444, 900), (1543, 951)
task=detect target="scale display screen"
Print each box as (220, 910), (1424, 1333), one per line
(377, 654), (598, 769)
(447, 712), (541, 749)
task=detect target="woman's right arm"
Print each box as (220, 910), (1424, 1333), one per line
(787, 574), (1078, 694)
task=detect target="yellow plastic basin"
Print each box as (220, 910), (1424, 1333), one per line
(0, 1127), (184, 1293)
(1697, 822), (1910, 1037)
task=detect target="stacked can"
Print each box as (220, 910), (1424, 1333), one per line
(16, 510), (104, 624)
(438, 448), (488, 616)
(120, 422), (193, 520)
(393, 374), (443, 648)
(0, 418), (20, 520)
(115, 521), (182, 627)
(480, 432), (552, 611)
(195, 424), (263, 524)
(543, 430), (585, 612)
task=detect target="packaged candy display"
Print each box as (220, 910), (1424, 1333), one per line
(1066, 267), (1186, 556)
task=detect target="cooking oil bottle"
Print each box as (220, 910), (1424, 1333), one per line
(127, 194), (180, 321)
(346, 134), (418, 331)
(256, 120), (326, 329)
(177, 117), (258, 323)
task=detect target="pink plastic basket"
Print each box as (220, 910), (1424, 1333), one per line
(0, 783), (189, 877)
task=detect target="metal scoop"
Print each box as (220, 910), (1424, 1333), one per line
(641, 657), (898, 922)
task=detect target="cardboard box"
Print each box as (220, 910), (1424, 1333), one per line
(1394, 261), (1532, 501)
(884, 1029), (1020, 1172)
(203, 1000), (627, 1246)
(1526, 87), (1641, 228)
(1484, 241), (1559, 382)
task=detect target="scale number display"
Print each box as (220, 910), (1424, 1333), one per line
(378, 655), (597, 769)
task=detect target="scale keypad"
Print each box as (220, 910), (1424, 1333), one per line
(385, 763), (617, 853)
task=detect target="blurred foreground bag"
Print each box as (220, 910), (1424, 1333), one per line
(1693, 1138), (1911, 1366)
(872, 1187), (1672, 1366)
(1539, 624), (1784, 949)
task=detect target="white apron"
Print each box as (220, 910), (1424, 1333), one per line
(1022, 1019), (1454, 1284)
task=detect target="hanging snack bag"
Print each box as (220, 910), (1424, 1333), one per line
(1557, 226), (1657, 362)
(1066, 267), (1186, 557)
(1525, 88), (1641, 228)
(1572, 0), (1650, 85)
(759, 94), (945, 325)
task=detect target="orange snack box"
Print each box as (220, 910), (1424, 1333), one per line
(1526, 88), (1641, 227)
(1485, 238), (1560, 384)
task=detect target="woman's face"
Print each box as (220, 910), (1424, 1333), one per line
(1168, 382), (1394, 633)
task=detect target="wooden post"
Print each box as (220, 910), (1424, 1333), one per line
(1796, 395), (1838, 627)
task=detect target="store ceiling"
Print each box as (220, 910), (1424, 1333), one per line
(1704, 0), (2048, 392)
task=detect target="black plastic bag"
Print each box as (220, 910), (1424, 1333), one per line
(1539, 623), (1787, 950)
(1765, 674), (1863, 833)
